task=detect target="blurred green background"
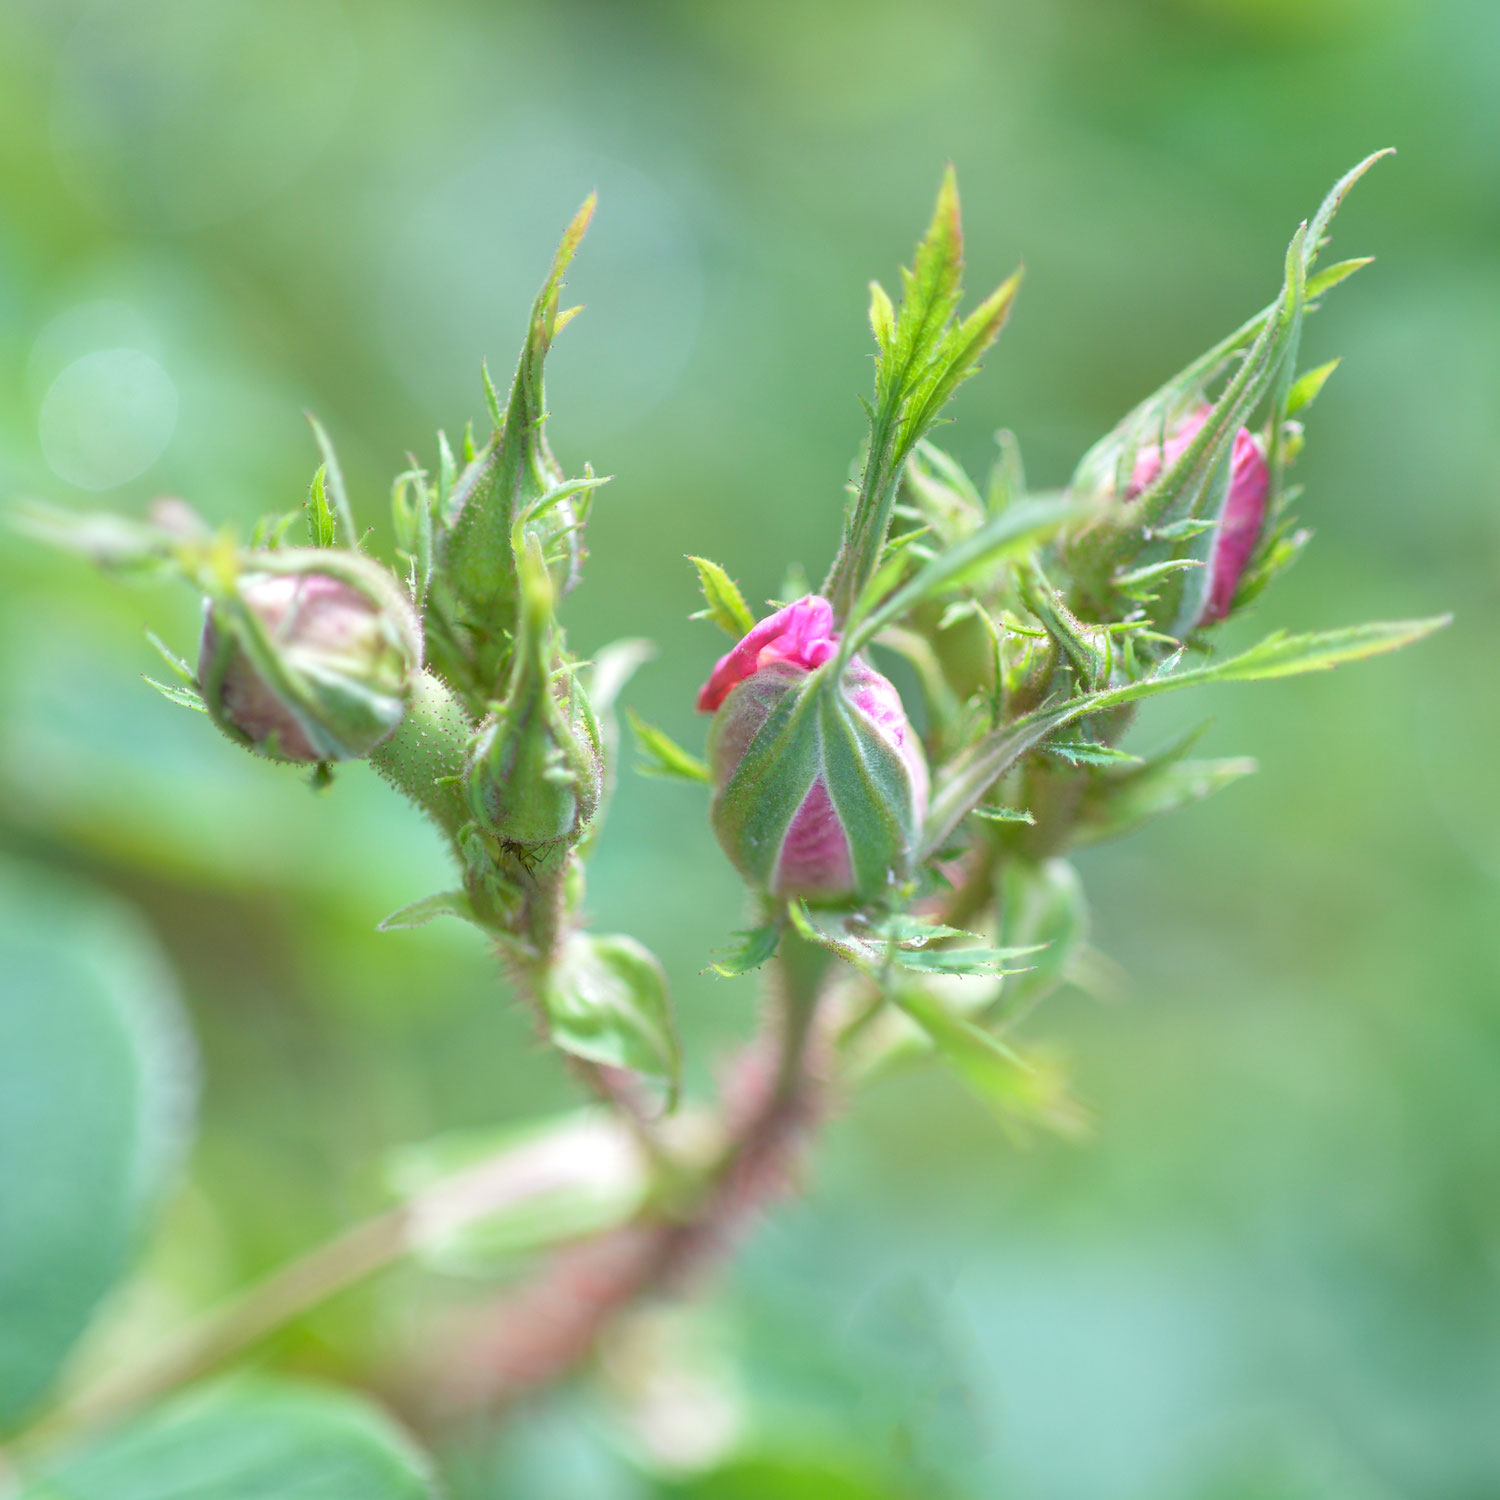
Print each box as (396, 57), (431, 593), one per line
(1, 0), (1496, 1495)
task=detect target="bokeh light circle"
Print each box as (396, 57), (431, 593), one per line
(39, 349), (179, 491)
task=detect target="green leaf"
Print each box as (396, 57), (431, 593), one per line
(1285, 358), (1341, 416)
(544, 933), (681, 1100)
(304, 415), (358, 550)
(923, 615), (1447, 855)
(144, 629), (195, 683)
(894, 945), (1041, 977)
(825, 168), (1023, 620)
(860, 913), (977, 947)
(304, 465), (337, 548)
(842, 494), (1090, 657)
(377, 890), (478, 932)
(17, 1379), (437, 1499)
(385, 1111), (647, 1278)
(708, 924), (782, 978)
(971, 804), (1034, 824)
(1041, 740), (1142, 767)
(143, 676), (207, 713)
(627, 709), (711, 783)
(894, 986), (1086, 1137)
(0, 861), (195, 1432)
(1071, 726), (1258, 849)
(687, 555), (755, 637)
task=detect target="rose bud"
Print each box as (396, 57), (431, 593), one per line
(465, 534), (604, 852)
(1128, 404), (1269, 626)
(197, 553), (421, 763)
(699, 596), (929, 903)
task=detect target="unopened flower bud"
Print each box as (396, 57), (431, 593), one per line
(1128, 405), (1269, 626)
(699, 596), (928, 903)
(198, 555), (421, 763)
(465, 533), (604, 852)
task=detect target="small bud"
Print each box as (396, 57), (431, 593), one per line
(465, 534), (603, 851)
(1127, 405), (1269, 626)
(198, 555), (421, 763)
(699, 597), (928, 903)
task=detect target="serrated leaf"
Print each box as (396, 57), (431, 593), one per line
(544, 933), (680, 1101)
(305, 415), (358, 549)
(825, 168), (1024, 619)
(1042, 740), (1142, 767)
(627, 709), (711, 783)
(305, 465), (337, 548)
(971, 805), (1034, 824)
(144, 629), (195, 683)
(923, 615), (1446, 856)
(377, 890), (478, 932)
(861, 913), (978, 947)
(143, 676), (207, 713)
(707, 923), (782, 978)
(1285, 358), (1341, 416)
(895, 944), (1041, 977)
(686, 555), (755, 637)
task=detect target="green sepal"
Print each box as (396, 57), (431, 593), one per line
(436, 197), (598, 690)
(196, 547), (424, 764)
(143, 676), (207, 713)
(464, 534), (603, 850)
(377, 889), (479, 932)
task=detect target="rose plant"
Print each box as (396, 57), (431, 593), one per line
(2, 156), (1447, 1494)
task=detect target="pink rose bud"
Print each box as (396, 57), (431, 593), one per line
(198, 558), (421, 763)
(699, 596), (929, 902)
(1128, 405), (1270, 625)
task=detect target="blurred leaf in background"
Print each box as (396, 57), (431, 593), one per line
(2, 0), (1497, 1495)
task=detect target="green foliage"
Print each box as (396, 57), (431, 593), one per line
(0, 862), (194, 1433)
(824, 168), (1023, 619)
(628, 708), (712, 783)
(688, 555), (756, 637)
(17, 1381), (437, 1499)
(543, 933), (681, 1099)
(707, 924), (783, 978)
(894, 986), (1086, 1138)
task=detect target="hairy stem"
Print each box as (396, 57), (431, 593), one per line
(426, 927), (831, 1415)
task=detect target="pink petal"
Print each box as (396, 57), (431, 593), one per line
(697, 595), (838, 712)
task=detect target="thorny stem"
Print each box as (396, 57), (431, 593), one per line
(425, 925), (831, 1415)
